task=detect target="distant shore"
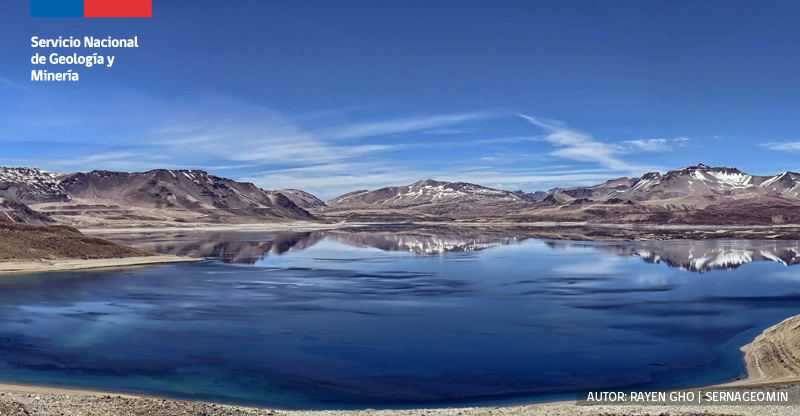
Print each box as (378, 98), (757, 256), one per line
(0, 255), (201, 275)
(80, 220), (800, 241)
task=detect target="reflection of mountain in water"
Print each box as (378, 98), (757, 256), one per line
(106, 228), (527, 262)
(109, 232), (324, 264)
(109, 228), (800, 272)
(548, 241), (800, 273)
(324, 230), (526, 255)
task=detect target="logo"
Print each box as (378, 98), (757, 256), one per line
(31, 0), (152, 18)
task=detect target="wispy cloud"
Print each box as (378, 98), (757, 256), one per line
(0, 77), (29, 91)
(244, 159), (632, 199)
(515, 113), (654, 173)
(325, 112), (496, 140)
(422, 127), (474, 135)
(762, 141), (800, 152)
(45, 151), (176, 172)
(617, 137), (690, 152)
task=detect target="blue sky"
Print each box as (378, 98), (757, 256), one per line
(2, 1), (800, 199)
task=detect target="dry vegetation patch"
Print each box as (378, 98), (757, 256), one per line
(0, 219), (153, 261)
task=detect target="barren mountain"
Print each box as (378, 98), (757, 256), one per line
(5, 163), (800, 228)
(33, 169), (315, 228)
(502, 164), (800, 225)
(549, 177), (637, 200)
(0, 197), (54, 225)
(322, 179), (537, 220)
(274, 189), (327, 208)
(549, 164), (800, 203)
(0, 167), (70, 204)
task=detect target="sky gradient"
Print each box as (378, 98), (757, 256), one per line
(2, 0), (800, 199)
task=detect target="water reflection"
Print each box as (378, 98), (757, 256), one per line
(547, 240), (800, 273)
(2, 231), (800, 408)
(108, 232), (325, 263)
(105, 228), (800, 272)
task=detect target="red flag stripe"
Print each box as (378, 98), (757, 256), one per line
(84, 0), (152, 18)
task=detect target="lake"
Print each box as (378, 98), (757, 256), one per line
(1, 227), (800, 409)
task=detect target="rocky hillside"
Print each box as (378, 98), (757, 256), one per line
(28, 169), (315, 227)
(274, 189), (327, 208)
(60, 170), (312, 218)
(329, 179), (533, 207)
(0, 167), (70, 204)
(0, 197), (54, 225)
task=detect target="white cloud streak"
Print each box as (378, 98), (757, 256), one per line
(515, 113), (654, 172)
(762, 141), (800, 152)
(617, 137), (690, 152)
(324, 112), (495, 140)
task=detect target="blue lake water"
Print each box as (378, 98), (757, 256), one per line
(1, 229), (800, 409)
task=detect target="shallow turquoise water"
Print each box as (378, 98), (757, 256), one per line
(0, 232), (799, 409)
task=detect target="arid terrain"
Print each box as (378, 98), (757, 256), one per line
(0, 217), (197, 274)
(0, 218), (152, 261)
(3, 164), (800, 231)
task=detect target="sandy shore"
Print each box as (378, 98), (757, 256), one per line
(0, 255), (202, 275)
(720, 314), (800, 387)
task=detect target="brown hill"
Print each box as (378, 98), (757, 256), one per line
(0, 220), (152, 261)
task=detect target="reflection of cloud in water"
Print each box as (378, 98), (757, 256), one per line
(552, 256), (625, 275)
(764, 270), (800, 282)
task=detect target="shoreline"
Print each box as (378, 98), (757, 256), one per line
(77, 221), (800, 233)
(0, 255), (202, 275)
(80, 219), (800, 229)
(79, 221), (800, 243)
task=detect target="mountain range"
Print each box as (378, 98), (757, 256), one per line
(2, 164), (800, 227)
(2, 167), (314, 228)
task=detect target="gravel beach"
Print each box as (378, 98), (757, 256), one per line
(2, 388), (800, 416)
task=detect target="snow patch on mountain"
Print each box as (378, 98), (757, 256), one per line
(0, 167), (71, 204)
